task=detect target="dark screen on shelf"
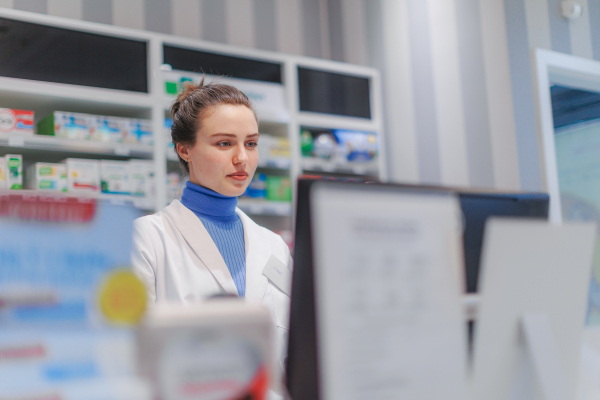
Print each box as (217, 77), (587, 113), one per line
(163, 45), (282, 84)
(0, 17), (148, 92)
(298, 67), (371, 119)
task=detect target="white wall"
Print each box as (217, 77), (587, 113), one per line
(368, 0), (600, 191)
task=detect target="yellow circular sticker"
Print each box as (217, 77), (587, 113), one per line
(98, 269), (147, 325)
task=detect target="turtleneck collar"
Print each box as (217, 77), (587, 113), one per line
(180, 181), (239, 222)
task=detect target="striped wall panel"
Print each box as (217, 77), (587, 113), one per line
(2, 0), (600, 191)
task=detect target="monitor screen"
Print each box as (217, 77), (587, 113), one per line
(298, 67), (371, 119)
(459, 192), (549, 293)
(163, 45), (282, 84)
(0, 17), (148, 92)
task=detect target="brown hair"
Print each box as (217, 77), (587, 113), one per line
(170, 78), (257, 173)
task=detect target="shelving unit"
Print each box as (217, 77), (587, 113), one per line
(0, 133), (153, 157)
(0, 8), (385, 233)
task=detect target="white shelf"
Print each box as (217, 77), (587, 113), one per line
(0, 133), (153, 158)
(0, 77), (153, 119)
(298, 112), (378, 132)
(237, 199), (292, 216)
(301, 157), (379, 176)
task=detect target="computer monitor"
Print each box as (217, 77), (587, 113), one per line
(285, 178), (549, 400)
(458, 191), (549, 293)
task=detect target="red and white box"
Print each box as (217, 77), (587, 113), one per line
(0, 108), (34, 135)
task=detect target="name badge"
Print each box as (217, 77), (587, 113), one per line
(262, 255), (291, 296)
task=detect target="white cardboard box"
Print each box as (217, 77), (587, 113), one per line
(137, 302), (273, 400)
(63, 158), (100, 193)
(100, 160), (130, 195)
(26, 163), (67, 191)
(129, 160), (154, 198)
(5, 154), (22, 190)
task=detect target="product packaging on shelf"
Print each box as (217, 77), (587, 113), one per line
(0, 108), (34, 135)
(100, 160), (130, 195)
(63, 158), (100, 192)
(165, 118), (176, 159)
(5, 154), (22, 190)
(38, 111), (92, 140)
(258, 134), (291, 168)
(312, 132), (337, 160)
(92, 116), (123, 142)
(266, 176), (292, 202)
(0, 157), (7, 190)
(300, 130), (314, 156)
(38, 112), (153, 145)
(26, 163), (68, 191)
(332, 129), (378, 162)
(244, 173), (267, 199)
(125, 119), (153, 145)
(129, 160), (155, 199)
(166, 172), (186, 201)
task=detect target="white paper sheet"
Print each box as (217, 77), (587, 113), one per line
(311, 184), (467, 400)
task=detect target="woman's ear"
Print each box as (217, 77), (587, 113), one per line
(176, 143), (189, 162)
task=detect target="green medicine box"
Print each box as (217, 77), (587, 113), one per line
(266, 176), (292, 202)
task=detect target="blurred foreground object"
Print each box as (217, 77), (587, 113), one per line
(470, 219), (596, 400)
(0, 191), (150, 399)
(287, 180), (467, 400)
(137, 301), (273, 400)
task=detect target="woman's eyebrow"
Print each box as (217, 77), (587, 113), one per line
(210, 133), (237, 138)
(210, 133), (260, 138)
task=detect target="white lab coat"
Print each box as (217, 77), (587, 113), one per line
(131, 200), (292, 396)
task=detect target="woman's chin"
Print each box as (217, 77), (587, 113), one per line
(222, 184), (249, 198)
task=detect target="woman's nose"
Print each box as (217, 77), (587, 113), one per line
(233, 144), (248, 164)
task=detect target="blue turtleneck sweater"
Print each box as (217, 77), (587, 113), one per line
(180, 181), (246, 297)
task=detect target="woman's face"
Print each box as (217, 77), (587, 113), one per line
(177, 104), (259, 197)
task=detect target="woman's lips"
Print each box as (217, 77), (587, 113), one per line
(227, 172), (248, 181)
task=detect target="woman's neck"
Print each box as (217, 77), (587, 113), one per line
(180, 181), (238, 220)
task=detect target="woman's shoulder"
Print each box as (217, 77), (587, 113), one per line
(132, 209), (169, 242)
(134, 211), (163, 229)
(134, 200), (185, 232)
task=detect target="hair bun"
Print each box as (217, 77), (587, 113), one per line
(170, 77), (206, 117)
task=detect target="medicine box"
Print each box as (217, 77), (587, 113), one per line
(63, 158), (100, 193)
(129, 160), (154, 198)
(92, 116), (123, 142)
(27, 163), (67, 191)
(37, 111), (93, 140)
(100, 160), (130, 195)
(0, 157), (7, 190)
(5, 154), (22, 190)
(124, 119), (153, 145)
(0, 108), (34, 135)
(266, 176), (292, 202)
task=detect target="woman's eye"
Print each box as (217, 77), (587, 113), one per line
(217, 141), (231, 147)
(246, 141), (258, 148)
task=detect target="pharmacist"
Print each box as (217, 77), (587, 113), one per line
(131, 81), (292, 390)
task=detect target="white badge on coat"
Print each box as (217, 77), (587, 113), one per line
(262, 255), (291, 296)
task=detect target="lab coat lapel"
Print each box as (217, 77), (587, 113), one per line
(237, 209), (269, 302)
(163, 200), (238, 296)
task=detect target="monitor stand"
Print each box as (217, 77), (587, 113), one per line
(512, 313), (569, 400)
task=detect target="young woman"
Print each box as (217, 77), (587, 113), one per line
(131, 82), (292, 394)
